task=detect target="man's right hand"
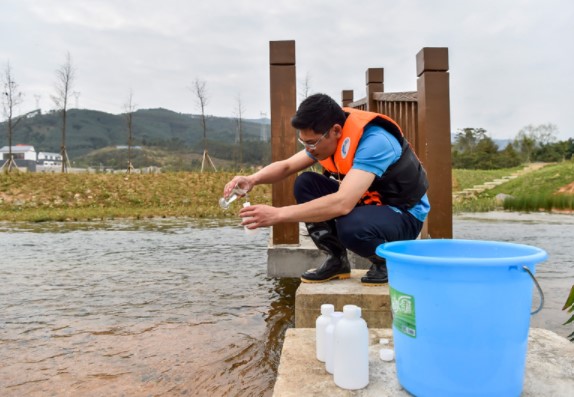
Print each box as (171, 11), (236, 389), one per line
(223, 176), (253, 199)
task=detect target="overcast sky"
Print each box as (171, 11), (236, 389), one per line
(2, 0), (573, 140)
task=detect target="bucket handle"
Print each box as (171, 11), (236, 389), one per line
(522, 266), (544, 315)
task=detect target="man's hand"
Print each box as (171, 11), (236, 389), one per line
(239, 204), (281, 229)
(223, 176), (253, 199)
(222, 150), (314, 199)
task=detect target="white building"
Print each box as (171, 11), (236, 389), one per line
(37, 151), (63, 166)
(0, 145), (37, 161)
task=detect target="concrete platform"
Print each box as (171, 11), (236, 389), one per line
(272, 327), (574, 397)
(267, 223), (370, 278)
(295, 270), (391, 329)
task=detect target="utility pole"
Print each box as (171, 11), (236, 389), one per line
(124, 90), (136, 174)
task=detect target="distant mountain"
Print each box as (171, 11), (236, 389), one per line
(245, 117), (271, 125)
(493, 139), (512, 149)
(2, 108), (271, 162)
(450, 133), (512, 151)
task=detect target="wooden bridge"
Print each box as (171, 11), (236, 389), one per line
(268, 40), (453, 246)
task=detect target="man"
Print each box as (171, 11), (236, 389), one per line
(223, 93), (429, 285)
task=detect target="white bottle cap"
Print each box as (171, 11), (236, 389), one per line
(379, 348), (395, 362)
(321, 304), (334, 315)
(379, 338), (390, 345)
(343, 304), (360, 319)
(331, 311), (344, 324)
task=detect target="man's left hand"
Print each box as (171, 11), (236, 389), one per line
(239, 204), (281, 229)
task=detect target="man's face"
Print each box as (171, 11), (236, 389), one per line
(298, 125), (341, 160)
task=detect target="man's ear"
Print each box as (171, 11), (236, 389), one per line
(332, 124), (343, 138)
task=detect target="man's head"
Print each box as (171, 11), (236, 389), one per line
(291, 93), (346, 133)
(291, 93), (346, 159)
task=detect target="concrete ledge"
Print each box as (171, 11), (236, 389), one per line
(267, 223), (372, 277)
(295, 270), (391, 329)
(267, 244), (324, 278)
(272, 328), (574, 397)
(273, 328), (401, 397)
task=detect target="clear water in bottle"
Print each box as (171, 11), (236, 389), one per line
(219, 187), (247, 209)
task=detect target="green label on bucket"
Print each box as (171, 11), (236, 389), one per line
(390, 286), (416, 338)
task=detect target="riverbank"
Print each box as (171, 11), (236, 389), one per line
(455, 210), (574, 224)
(453, 161), (574, 213)
(1, 163), (573, 221)
(0, 172), (271, 222)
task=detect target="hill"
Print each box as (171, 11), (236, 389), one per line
(3, 108), (271, 167)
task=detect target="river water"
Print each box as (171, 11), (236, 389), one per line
(1, 212), (572, 396)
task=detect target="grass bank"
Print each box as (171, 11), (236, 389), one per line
(1, 162), (573, 222)
(452, 167), (523, 191)
(0, 172), (271, 222)
(453, 161), (574, 213)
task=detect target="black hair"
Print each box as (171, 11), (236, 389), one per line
(290, 93), (346, 134)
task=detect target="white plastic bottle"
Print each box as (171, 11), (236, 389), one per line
(333, 305), (369, 390)
(325, 311), (343, 374)
(242, 201), (258, 235)
(316, 304), (334, 362)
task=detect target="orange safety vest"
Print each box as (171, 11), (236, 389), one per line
(318, 107), (428, 209)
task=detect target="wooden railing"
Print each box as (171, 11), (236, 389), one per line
(269, 42), (453, 242)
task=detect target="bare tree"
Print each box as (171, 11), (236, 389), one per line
(124, 89), (136, 174)
(513, 124), (559, 163)
(299, 72), (312, 102)
(532, 123), (558, 146)
(513, 129), (536, 163)
(1, 62), (23, 173)
(190, 78), (216, 172)
(234, 93), (245, 166)
(51, 52), (75, 173)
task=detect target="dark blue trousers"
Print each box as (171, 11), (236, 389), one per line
(293, 171), (423, 259)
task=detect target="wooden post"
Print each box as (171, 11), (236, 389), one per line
(416, 47), (453, 238)
(341, 90), (354, 107)
(365, 68), (384, 111)
(269, 40), (299, 245)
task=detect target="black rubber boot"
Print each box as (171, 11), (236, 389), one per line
(361, 255), (388, 286)
(301, 222), (351, 283)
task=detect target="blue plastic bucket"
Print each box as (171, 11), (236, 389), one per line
(376, 239), (547, 397)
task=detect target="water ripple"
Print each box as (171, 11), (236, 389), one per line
(0, 219), (297, 396)
(2, 214), (568, 395)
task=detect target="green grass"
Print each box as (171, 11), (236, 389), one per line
(452, 167), (522, 191)
(453, 161), (574, 213)
(564, 285), (574, 342)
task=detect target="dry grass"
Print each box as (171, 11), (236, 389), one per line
(4, 162), (572, 221)
(0, 172), (271, 222)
